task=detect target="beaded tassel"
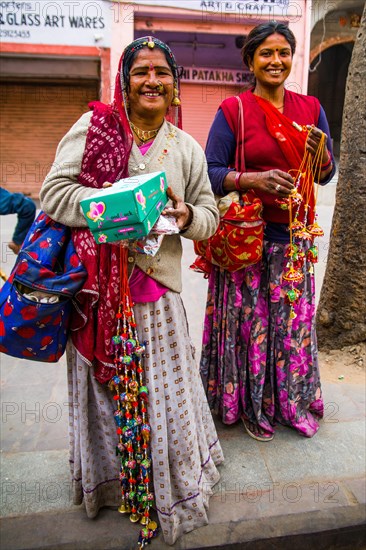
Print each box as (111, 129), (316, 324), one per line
(282, 129), (326, 321)
(110, 248), (158, 548)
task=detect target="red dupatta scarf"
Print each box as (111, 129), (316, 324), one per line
(70, 38), (182, 384)
(252, 94), (316, 225)
(70, 56), (133, 384)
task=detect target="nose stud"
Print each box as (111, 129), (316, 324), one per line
(156, 81), (164, 92)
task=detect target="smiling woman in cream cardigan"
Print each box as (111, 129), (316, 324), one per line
(40, 36), (223, 546)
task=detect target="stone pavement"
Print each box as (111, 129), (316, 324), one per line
(0, 179), (365, 549)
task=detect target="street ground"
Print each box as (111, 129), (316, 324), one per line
(319, 344), (365, 385)
(0, 178), (365, 549)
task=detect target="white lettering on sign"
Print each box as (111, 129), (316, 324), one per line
(0, 0), (112, 46)
(181, 66), (252, 85)
(132, 0), (296, 18)
(200, 0), (290, 10)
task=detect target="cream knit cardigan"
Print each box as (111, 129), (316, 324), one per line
(40, 113), (219, 293)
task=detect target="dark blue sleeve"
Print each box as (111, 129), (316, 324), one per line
(317, 106), (336, 185)
(0, 188), (36, 244)
(205, 109), (236, 196)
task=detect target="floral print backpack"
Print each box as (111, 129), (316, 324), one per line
(0, 212), (86, 362)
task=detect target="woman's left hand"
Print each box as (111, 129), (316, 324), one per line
(306, 125), (329, 163)
(162, 186), (192, 230)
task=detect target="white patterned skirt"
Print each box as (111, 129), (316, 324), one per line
(67, 291), (224, 545)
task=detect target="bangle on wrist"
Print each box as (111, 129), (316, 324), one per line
(321, 153), (332, 170)
(234, 171), (243, 191)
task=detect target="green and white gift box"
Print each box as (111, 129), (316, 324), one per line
(80, 171), (168, 244)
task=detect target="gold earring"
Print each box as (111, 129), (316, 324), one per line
(171, 85), (181, 106)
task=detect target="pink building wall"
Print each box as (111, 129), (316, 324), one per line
(110, 1), (311, 147)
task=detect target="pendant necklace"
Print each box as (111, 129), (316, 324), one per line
(130, 121), (162, 143)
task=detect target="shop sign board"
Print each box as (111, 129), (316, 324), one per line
(181, 66), (251, 85)
(131, 0), (300, 19)
(0, 0), (112, 46)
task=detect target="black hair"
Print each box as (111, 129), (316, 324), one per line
(241, 21), (296, 69)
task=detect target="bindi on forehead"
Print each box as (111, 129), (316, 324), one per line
(131, 63), (172, 73)
(259, 35), (291, 48)
(134, 49), (166, 62)
(131, 51), (171, 72)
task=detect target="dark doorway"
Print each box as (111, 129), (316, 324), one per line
(308, 42), (354, 158)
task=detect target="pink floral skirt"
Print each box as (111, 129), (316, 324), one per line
(200, 241), (323, 438)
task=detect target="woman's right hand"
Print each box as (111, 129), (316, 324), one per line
(250, 169), (295, 196)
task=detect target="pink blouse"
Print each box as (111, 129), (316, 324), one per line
(129, 139), (169, 303)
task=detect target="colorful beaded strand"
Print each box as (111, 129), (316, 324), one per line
(283, 129), (326, 319)
(110, 248), (158, 548)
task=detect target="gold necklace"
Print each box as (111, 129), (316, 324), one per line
(130, 121), (162, 143)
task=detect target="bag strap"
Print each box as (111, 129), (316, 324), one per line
(235, 95), (246, 172)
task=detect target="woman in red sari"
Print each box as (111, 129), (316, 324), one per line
(200, 22), (335, 440)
